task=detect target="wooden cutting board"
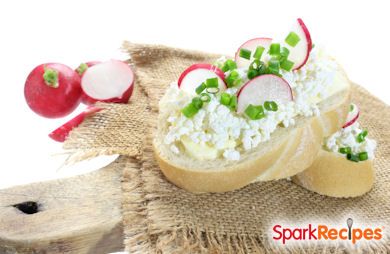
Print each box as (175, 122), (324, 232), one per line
(0, 165), (123, 253)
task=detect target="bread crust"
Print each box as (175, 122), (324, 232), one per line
(292, 150), (374, 197)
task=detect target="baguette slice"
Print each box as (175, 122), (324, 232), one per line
(153, 72), (351, 193)
(292, 150), (374, 197)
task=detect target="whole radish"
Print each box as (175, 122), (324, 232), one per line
(24, 63), (82, 118)
(75, 61), (101, 105)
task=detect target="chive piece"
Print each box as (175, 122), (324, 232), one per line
(196, 82), (206, 94)
(245, 104), (265, 120)
(347, 153), (359, 162)
(356, 130), (368, 143)
(269, 43), (280, 56)
(229, 95), (237, 110)
(226, 70), (242, 88)
(253, 46), (265, 59)
(206, 77), (218, 88)
(239, 48), (252, 60)
(192, 97), (203, 109)
(268, 57), (280, 75)
(206, 87), (220, 94)
(182, 103), (199, 118)
(247, 69), (258, 80)
(280, 59), (294, 71)
(200, 93), (211, 103)
(245, 104), (259, 120)
(358, 152), (368, 161)
(285, 31), (301, 47)
(220, 93), (231, 106)
(279, 47), (290, 63)
(258, 64), (268, 75)
(350, 104), (354, 112)
(339, 147), (352, 154)
(249, 59), (262, 71)
(225, 59), (237, 71)
(312, 43), (315, 49)
(264, 101), (278, 111)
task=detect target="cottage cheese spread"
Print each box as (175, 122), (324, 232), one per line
(324, 122), (376, 159)
(160, 48), (349, 160)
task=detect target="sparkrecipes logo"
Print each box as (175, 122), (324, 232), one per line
(272, 218), (383, 244)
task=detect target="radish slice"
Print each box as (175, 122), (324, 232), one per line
(49, 106), (102, 142)
(234, 38), (273, 68)
(237, 74), (293, 114)
(178, 63), (226, 94)
(284, 18), (312, 70)
(342, 103), (359, 128)
(81, 60), (134, 104)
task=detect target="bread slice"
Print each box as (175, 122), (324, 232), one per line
(153, 76), (351, 193)
(292, 150), (374, 197)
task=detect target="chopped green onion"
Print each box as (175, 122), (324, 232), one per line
(239, 48), (251, 60)
(285, 32), (300, 47)
(349, 104), (354, 112)
(247, 69), (258, 80)
(268, 57), (280, 75)
(192, 97), (203, 109)
(253, 46), (265, 59)
(196, 82), (206, 94)
(347, 153), (359, 162)
(206, 77), (218, 88)
(356, 130), (368, 143)
(76, 63), (88, 75)
(269, 43), (280, 56)
(206, 87), (220, 94)
(225, 70), (242, 88)
(222, 59), (237, 72)
(245, 104), (265, 120)
(339, 147), (352, 154)
(182, 103), (199, 118)
(264, 101), (278, 111)
(280, 59), (294, 71)
(200, 93), (211, 103)
(249, 59), (262, 71)
(280, 47), (290, 58)
(229, 95), (237, 110)
(312, 43), (315, 49)
(258, 64), (268, 75)
(358, 152), (368, 161)
(220, 93), (231, 106)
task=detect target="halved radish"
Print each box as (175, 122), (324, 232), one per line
(76, 61), (101, 105)
(81, 60), (134, 104)
(178, 63), (226, 94)
(49, 106), (102, 142)
(342, 103), (359, 128)
(234, 38), (272, 68)
(237, 74), (293, 114)
(284, 18), (312, 70)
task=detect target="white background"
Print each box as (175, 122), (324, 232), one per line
(0, 1), (389, 188)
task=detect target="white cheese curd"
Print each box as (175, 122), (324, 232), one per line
(324, 122), (376, 159)
(161, 48), (346, 161)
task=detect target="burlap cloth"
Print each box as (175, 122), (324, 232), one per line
(64, 42), (390, 253)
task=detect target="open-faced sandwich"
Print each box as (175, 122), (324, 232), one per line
(293, 103), (377, 197)
(153, 19), (351, 193)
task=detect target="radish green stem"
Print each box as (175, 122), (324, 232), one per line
(43, 68), (59, 88)
(76, 63), (88, 75)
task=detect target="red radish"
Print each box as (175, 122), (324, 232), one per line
(81, 60), (134, 104)
(75, 61), (102, 105)
(24, 63), (82, 118)
(234, 38), (273, 68)
(342, 103), (359, 128)
(49, 106), (102, 142)
(177, 63), (226, 94)
(285, 18), (312, 70)
(237, 74), (293, 114)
